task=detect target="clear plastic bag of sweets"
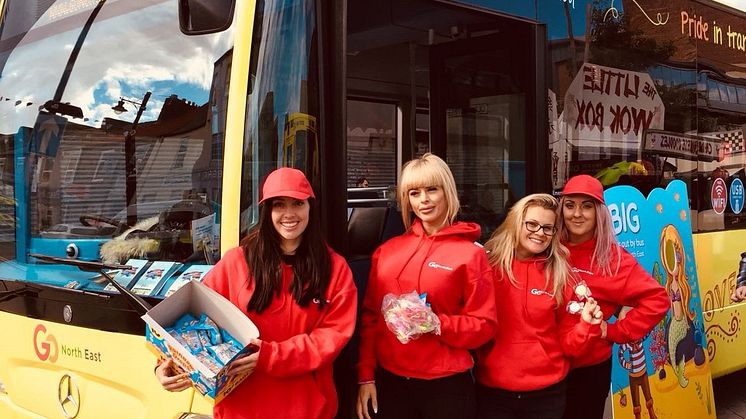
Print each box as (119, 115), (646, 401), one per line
(381, 290), (441, 344)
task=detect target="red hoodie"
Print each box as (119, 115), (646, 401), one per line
(558, 239), (670, 368)
(475, 258), (600, 391)
(357, 220), (497, 382)
(204, 247), (357, 419)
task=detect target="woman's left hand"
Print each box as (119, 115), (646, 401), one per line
(227, 338), (262, 376)
(580, 297), (603, 325)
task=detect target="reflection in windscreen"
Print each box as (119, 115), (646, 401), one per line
(0, 0), (233, 268)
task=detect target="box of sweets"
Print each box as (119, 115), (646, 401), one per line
(142, 280), (259, 403)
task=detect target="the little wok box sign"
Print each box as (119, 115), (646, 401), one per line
(564, 63), (664, 147)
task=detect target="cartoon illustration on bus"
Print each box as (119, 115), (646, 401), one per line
(605, 183), (715, 418)
(660, 225), (706, 388)
(617, 308), (658, 419)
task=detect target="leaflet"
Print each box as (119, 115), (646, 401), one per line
(131, 261), (182, 296)
(103, 259), (150, 292)
(163, 264), (214, 297)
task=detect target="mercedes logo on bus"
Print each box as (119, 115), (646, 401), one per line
(57, 374), (80, 418)
(62, 305), (73, 323)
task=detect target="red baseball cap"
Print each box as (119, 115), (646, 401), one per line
(562, 174), (605, 204)
(259, 167), (315, 204)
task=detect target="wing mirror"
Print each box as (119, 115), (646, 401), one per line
(178, 0), (235, 35)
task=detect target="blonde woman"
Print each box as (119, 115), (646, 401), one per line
(476, 193), (603, 419)
(557, 174), (669, 419)
(356, 153), (497, 419)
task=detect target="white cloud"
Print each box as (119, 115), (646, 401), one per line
(0, 1), (233, 133)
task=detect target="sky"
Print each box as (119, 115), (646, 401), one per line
(713, 0), (746, 11)
(0, 0), (233, 134)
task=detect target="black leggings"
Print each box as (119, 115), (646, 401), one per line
(374, 368), (476, 419)
(476, 380), (567, 419)
(562, 358), (612, 419)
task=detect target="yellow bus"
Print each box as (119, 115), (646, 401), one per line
(1, 0), (746, 417)
(283, 112), (319, 182)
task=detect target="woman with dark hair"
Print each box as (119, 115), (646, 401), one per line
(156, 167), (357, 419)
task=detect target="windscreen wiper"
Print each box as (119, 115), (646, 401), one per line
(0, 283), (41, 303)
(29, 253), (152, 315)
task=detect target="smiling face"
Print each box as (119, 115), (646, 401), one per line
(562, 194), (597, 244)
(516, 205), (557, 260)
(270, 197), (310, 254)
(408, 186), (448, 235)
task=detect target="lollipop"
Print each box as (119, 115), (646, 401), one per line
(574, 281), (592, 300)
(566, 300), (585, 315)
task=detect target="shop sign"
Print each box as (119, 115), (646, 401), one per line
(644, 130), (721, 162)
(563, 63), (664, 147)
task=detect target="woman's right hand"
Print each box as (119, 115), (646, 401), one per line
(580, 297), (603, 325)
(356, 383), (378, 419)
(155, 358), (192, 392)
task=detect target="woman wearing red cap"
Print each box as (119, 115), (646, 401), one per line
(356, 153), (497, 419)
(476, 193), (603, 419)
(156, 167), (357, 419)
(558, 174), (669, 419)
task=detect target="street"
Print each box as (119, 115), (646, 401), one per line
(715, 368), (746, 419)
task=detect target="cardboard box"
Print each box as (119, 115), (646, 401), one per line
(142, 280), (259, 403)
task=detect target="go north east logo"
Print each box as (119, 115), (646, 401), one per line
(32, 324), (102, 363)
(33, 324), (59, 362)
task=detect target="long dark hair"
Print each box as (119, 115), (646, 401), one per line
(241, 197), (331, 313)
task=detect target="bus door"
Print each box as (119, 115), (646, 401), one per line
(429, 17), (547, 243)
(345, 0), (546, 246)
(340, 1), (546, 415)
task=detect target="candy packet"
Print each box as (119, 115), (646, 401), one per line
(381, 290), (441, 344)
(207, 342), (242, 365)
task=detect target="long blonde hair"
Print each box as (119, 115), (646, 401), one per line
(485, 193), (571, 305)
(557, 196), (621, 276)
(398, 153), (460, 230)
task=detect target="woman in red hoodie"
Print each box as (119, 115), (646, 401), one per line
(155, 167), (357, 419)
(477, 193), (603, 419)
(558, 174), (670, 419)
(356, 153), (497, 419)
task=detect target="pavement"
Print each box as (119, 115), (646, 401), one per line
(715, 369), (746, 419)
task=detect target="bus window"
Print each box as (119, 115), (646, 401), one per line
(541, 0), (746, 235)
(346, 1), (537, 242)
(0, 0), (233, 294)
(240, 0), (321, 239)
(432, 36), (534, 242)
(346, 99), (398, 205)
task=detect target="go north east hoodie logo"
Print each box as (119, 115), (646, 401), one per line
(33, 324), (59, 362)
(427, 261), (454, 271)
